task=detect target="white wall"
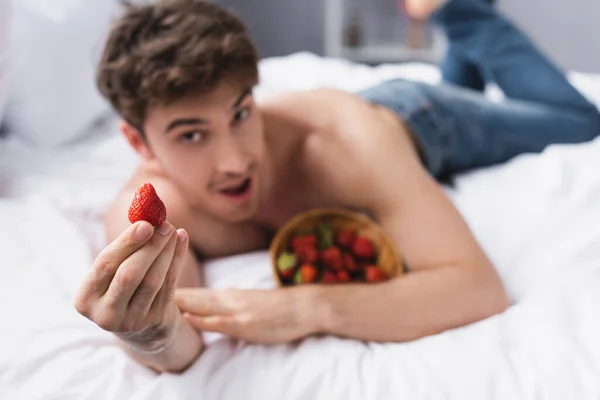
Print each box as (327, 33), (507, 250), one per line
(499, 0), (600, 73)
(223, 0), (600, 73)
(219, 0), (324, 58)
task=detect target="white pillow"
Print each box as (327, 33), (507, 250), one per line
(0, 0), (9, 129)
(5, 0), (121, 147)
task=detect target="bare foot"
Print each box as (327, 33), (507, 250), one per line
(404, 0), (442, 20)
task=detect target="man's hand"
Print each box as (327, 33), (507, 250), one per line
(74, 221), (188, 352)
(174, 287), (321, 344)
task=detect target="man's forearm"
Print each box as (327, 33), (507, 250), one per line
(118, 317), (204, 374)
(305, 265), (509, 342)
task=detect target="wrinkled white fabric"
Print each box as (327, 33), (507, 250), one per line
(1, 54), (600, 399)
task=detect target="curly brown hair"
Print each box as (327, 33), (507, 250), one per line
(97, 0), (259, 132)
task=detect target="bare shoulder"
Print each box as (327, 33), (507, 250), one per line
(261, 87), (413, 148)
(261, 88), (422, 211)
(259, 87), (359, 110)
(259, 88), (361, 132)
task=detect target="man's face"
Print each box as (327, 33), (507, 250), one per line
(140, 83), (266, 223)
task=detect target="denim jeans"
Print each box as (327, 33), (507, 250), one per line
(357, 0), (600, 180)
(441, 0), (495, 91)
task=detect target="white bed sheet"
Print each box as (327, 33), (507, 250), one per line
(2, 52), (600, 399)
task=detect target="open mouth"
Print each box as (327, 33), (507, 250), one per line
(220, 178), (252, 198)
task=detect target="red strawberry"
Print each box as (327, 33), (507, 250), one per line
(128, 183), (167, 226)
(357, 262), (370, 270)
(280, 268), (294, 279)
(337, 270), (351, 283)
(352, 236), (374, 259)
(365, 266), (388, 282)
(292, 235), (318, 252)
(336, 229), (356, 248)
(294, 264), (318, 284)
(321, 270), (338, 284)
(342, 253), (358, 271)
(321, 246), (343, 270)
(295, 245), (319, 264)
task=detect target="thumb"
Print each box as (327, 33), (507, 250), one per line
(174, 288), (223, 315)
(173, 288), (195, 309)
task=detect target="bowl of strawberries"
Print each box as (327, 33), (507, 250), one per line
(269, 208), (403, 286)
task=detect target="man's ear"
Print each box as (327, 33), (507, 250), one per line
(121, 121), (153, 161)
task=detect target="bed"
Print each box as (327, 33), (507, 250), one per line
(2, 52), (600, 399)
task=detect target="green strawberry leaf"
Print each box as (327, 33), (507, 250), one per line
(294, 270), (304, 284)
(276, 252), (297, 272)
(295, 227), (315, 237)
(317, 221), (333, 250)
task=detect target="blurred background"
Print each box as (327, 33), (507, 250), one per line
(1, 0), (599, 148)
(220, 0), (600, 73)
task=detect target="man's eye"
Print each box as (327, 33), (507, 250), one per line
(179, 131), (203, 143)
(233, 107), (251, 123)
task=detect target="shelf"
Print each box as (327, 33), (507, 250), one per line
(340, 43), (443, 64)
(324, 0), (447, 65)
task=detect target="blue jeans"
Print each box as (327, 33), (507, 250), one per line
(358, 0), (600, 179)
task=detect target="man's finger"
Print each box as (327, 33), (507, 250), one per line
(102, 223), (175, 310)
(128, 232), (178, 318)
(152, 229), (189, 310)
(81, 221), (154, 298)
(162, 229), (190, 297)
(174, 288), (229, 315)
(183, 314), (236, 335)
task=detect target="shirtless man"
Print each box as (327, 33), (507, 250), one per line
(74, 0), (600, 373)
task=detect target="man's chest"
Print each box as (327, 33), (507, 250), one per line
(186, 216), (273, 260)
(260, 138), (375, 228)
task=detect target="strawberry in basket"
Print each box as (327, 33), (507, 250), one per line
(274, 218), (390, 286)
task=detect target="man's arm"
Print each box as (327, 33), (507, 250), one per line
(114, 251), (204, 373)
(304, 108), (509, 341)
(98, 184), (204, 373)
(304, 176), (510, 341)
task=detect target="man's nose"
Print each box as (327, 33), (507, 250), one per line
(215, 136), (249, 175)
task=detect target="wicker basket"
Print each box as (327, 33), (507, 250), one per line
(269, 208), (403, 286)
